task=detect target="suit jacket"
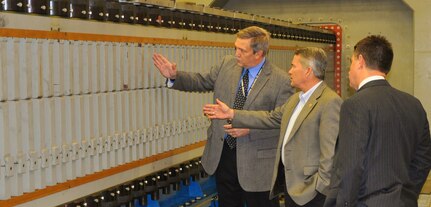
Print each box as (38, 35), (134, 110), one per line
(171, 55), (294, 191)
(232, 82), (342, 205)
(325, 80), (431, 207)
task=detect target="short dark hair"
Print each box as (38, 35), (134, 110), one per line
(236, 26), (270, 56)
(353, 35), (393, 74)
(294, 47), (327, 80)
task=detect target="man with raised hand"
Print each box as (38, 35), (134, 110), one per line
(204, 47), (342, 207)
(153, 26), (294, 207)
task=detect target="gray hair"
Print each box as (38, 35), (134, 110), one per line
(294, 47), (327, 80)
(236, 26), (270, 56)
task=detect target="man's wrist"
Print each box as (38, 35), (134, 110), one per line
(230, 109), (235, 119)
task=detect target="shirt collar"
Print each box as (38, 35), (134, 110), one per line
(299, 81), (323, 103)
(244, 58), (266, 78)
(358, 75), (385, 90)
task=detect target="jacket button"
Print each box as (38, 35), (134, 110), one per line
(344, 202), (348, 206)
(220, 137), (224, 141)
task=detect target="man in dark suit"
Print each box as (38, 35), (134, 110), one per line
(152, 26), (294, 207)
(203, 47), (342, 207)
(325, 35), (431, 207)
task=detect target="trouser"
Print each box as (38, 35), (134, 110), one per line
(215, 141), (280, 207)
(284, 191), (326, 207)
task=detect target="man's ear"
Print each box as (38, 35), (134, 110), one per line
(306, 66), (314, 77)
(357, 54), (366, 69)
(254, 50), (264, 58)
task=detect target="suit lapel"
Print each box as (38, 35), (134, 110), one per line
(278, 95), (300, 146)
(286, 83), (326, 142)
(228, 65), (243, 107)
(243, 62), (271, 109)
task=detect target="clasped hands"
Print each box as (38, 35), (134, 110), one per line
(203, 99), (249, 138)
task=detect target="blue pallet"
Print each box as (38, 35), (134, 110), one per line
(133, 175), (217, 207)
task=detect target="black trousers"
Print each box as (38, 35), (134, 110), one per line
(215, 141), (279, 207)
(284, 191), (326, 207)
(277, 160), (326, 207)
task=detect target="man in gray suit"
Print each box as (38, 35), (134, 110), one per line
(152, 26), (294, 207)
(325, 35), (431, 207)
(204, 47), (342, 207)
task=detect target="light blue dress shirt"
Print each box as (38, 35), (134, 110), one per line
(240, 58), (266, 94)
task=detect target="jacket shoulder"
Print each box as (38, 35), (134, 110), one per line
(267, 63), (290, 80)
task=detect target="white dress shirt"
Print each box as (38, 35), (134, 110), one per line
(358, 75), (385, 90)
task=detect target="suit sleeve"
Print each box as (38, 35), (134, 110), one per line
(316, 96), (342, 195)
(171, 56), (227, 92)
(232, 102), (287, 129)
(335, 99), (370, 206)
(409, 113), (431, 195)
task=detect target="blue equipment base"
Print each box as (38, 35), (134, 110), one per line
(131, 175), (217, 207)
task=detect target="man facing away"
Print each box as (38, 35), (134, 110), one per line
(152, 26), (294, 207)
(325, 35), (431, 207)
(204, 47), (342, 207)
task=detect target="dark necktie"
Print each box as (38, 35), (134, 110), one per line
(225, 69), (249, 149)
